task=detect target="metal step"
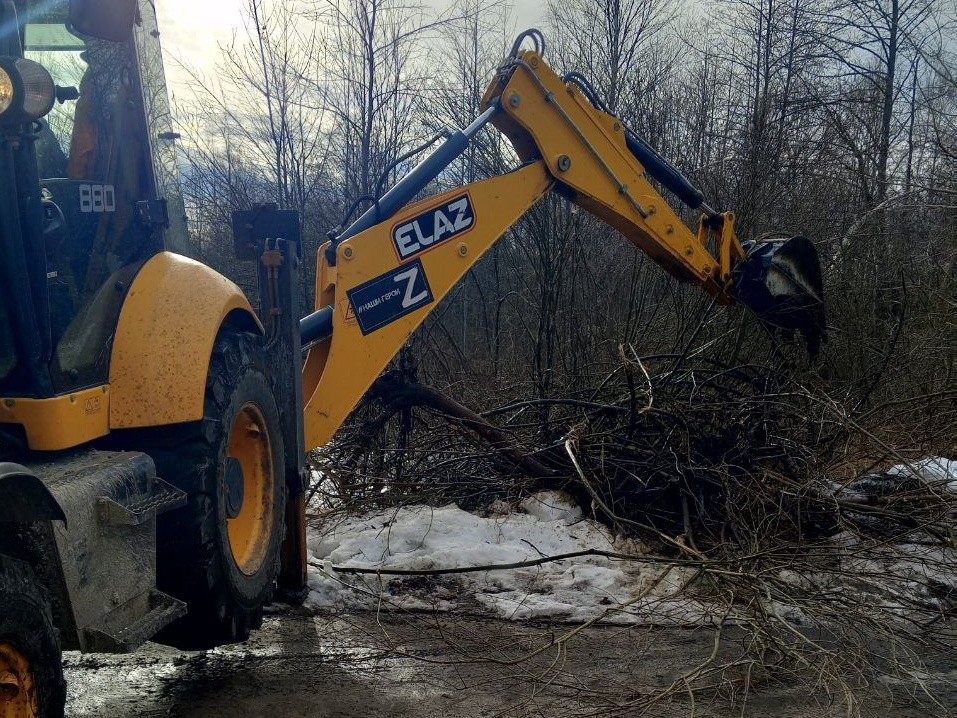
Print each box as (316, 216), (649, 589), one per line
(83, 589), (187, 653)
(96, 476), (186, 527)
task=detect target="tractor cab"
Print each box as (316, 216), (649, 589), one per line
(0, 0), (184, 410)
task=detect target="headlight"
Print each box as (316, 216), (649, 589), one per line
(0, 57), (56, 123)
(15, 59), (55, 120)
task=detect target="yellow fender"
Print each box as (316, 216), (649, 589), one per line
(109, 252), (263, 429)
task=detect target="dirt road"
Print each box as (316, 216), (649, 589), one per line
(64, 607), (954, 717)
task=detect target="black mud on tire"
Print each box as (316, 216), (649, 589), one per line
(146, 332), (286, 650)
(0, 555), (66, 718)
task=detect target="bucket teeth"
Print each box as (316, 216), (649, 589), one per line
(733, 236), (828, 359)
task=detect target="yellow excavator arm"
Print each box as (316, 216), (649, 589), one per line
(479, 49), (746, 295)
(299, 34), (825, 451)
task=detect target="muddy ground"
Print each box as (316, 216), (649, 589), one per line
(64, 607), (954, 718)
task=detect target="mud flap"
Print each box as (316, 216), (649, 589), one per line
(0, 464), (66, 523)
(16, 451), (187, 652)
(733, 236), (828, 359)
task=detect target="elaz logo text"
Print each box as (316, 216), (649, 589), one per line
(392, 194), (475, 260)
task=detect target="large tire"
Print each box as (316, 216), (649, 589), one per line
(0, 555), (66, 718)
(148, 331), (286, 650)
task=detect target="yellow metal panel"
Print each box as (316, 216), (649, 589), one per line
(109, 252), (263, 429)
(484, 52), (725, 296)
(303, 162), (553, 449)
(0, 386), (110, 451)
(302, 243), (337, 402)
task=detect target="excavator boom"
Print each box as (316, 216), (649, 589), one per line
(298, 34), (827, 452)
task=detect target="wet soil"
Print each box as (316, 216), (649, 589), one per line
(64, 608), (955, 717)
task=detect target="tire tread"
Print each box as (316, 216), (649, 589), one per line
(148, 332), (285, 650)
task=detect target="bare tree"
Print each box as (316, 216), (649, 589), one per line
(313, 0), (442, 209)
(816, 0), (943, 204)
(547, 0), (679, 114)
(176, 0), (336, 307)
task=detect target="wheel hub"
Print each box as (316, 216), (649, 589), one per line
(0, 643), (38, 718)
(224, 457), (245, 520)
(225, 403), (276, 576)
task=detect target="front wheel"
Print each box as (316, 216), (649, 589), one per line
(148, 331), (287, 650)
(0, 556), (65, 718)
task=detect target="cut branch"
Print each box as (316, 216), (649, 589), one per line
(369, 372), (558, 480)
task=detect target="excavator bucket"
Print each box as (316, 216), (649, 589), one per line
(732, 236), (828, 359)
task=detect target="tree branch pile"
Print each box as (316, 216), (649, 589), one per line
(310, 350), (956, 715)
(313, 352), (956, 555)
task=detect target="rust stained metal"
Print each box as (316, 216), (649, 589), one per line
(109, 252), (262, 429)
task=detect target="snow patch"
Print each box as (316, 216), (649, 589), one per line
(887, 457), (957, 491)
(306, 501), (710, 625)
(519, 490), (583, 524)
(305, 461), (955, 627)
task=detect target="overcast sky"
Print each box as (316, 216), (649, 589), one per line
(155, 0), (547, 97)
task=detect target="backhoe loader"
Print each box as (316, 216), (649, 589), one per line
(0, 4), (826, 716)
